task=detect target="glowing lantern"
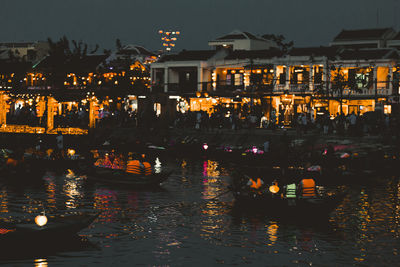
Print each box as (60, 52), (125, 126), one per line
(196, 91), (201, 98)
(67, 149), (76, 156)
(307, 165), (321, 172)
(340, 153), (350, 159)
(269, 183), (280, 194)
(203, 143), (208, 150)
(35, 214), (48, 227)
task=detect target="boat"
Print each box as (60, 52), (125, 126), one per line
(0, 158), (47, 185)
(0, 213), (99, 244)
(87, 167), (172, 187)
(231, 184), (347, 219)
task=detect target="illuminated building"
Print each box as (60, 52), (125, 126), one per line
(150, 29), (400, 124)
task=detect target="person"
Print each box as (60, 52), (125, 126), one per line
(126, 153), (143, 175)
(263, 140), (270, 153)
(6, 153), (19, 168)
(247, 177), (264, 190)
(141, 154), (152, 176)
(297, 178), (317, 198)
(284, 182), (297, 206)
(56, 132), (64, 150)
(284, 183), (297, 199)
(111, 154), (125, 170)
(94, 153), (113, 168)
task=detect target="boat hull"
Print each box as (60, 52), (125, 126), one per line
(232, 190), (345, 219)
(88, 167), (172, 187)
(0, 213), (99, 243)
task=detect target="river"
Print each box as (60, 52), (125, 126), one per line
(0, 156), (399, 266)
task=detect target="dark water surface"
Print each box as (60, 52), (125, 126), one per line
(0, 156), (399, 266)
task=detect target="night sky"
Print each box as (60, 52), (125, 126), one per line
(1, 0), (400, 51)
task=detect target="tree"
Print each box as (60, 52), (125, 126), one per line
(330, 66), (347, 115)
(45, 36), (97, 88)
(262, 34), (294, 53)
(116, 38), (123, 52)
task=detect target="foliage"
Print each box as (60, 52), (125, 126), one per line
(262, 34), (294, 53)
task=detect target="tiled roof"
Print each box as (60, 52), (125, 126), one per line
(338, 48), (399, 60)
(117, 45), (156, 57)
(225, 48), (283, 60)
(390, 32), (400, 40)
(333, 28), (394, 41)
(34, 54), (107, 71)
(0, 60), (31, 72)
(158, 50), (217, 62)
(214, 31), (263, 41)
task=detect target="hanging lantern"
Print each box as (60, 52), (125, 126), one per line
(35, 214), (48, 227)
(196, 91), (201, 98)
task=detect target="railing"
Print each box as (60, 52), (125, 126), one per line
(0, 125), (88, 135)
(253, 84), (274, 93)
(275, 84), (286, 91)
(167, 83), (198, 94)
(215, 80), (245, 92)
(289, 83), (310, 93)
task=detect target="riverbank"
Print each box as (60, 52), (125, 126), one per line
(0, 127), (397, 156)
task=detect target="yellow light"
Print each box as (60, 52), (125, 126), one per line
(35, 215), (48, 227)
(67, 149), (75, 156)
(269, 184), (280, 194)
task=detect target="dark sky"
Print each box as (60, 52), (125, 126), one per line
(1, 0), (400, 52)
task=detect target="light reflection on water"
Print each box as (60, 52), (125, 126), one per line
(0, 157), (399, 266)
(34, 258), (48, 267)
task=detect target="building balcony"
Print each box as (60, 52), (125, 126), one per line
(289, 83), (310, 93)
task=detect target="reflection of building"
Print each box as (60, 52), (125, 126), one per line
(151, 29), (400, 124)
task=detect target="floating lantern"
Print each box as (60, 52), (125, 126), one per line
(269, 183), (280, 194)
(340, 153), (350, 159)
(307, 165), (321, 172)
(203, 143), (208, 150)
(35, 214), (48, 227)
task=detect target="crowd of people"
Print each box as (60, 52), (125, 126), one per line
(172, 108), (398, 138)
(243, 174), (318, 200)
(94, 151), (152, 176)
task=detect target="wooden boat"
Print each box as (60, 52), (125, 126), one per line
(0, 213), (99, 243)
(0, 158), (46, 185)
(87, 167), (172, 187)
(231, 186), (346, 218)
